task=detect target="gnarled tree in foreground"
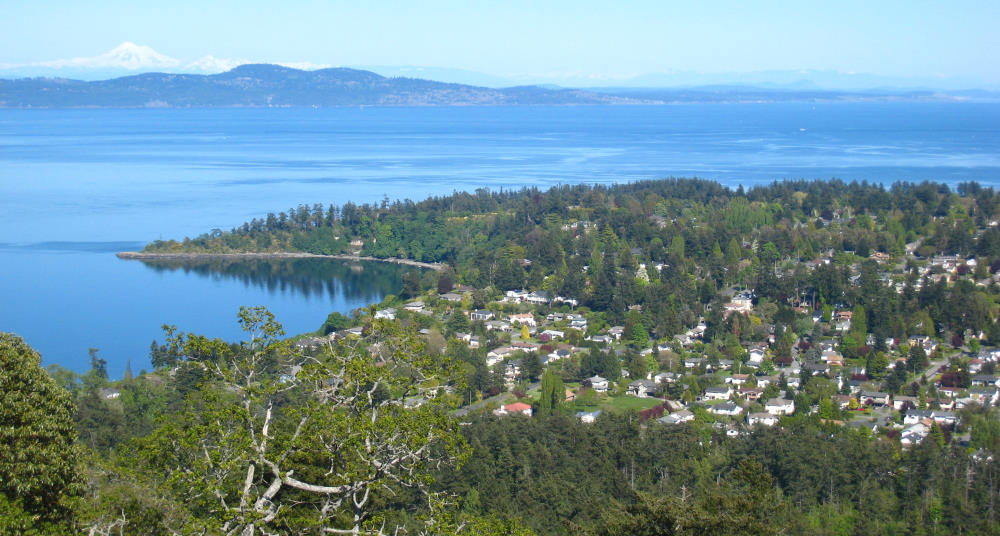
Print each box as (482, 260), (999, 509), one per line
(135, 306), (467, 535)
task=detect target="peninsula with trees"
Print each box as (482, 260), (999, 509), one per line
(6, 177), (1000, 534)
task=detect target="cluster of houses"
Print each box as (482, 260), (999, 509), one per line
(292, 244), (1000, 450)
(470, 251), (1000, 447)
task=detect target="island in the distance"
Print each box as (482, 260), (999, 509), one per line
(2, 63), (988, 108)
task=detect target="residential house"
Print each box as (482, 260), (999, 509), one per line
(903, 410), (933, 425)
(628, 380), (657, 398)
(486, 347), (515, 367)
(485, 320), (512, 332)
(504, 290), (530, 303)
(728, 374), (750, 386)
(541, 329), (565, 340)
(860, 391), (890, 407)
(821, 348), (844, 366)
(587, 375), (610, 393)
(704, 386), (733, 401)
(901, 423), (930, 447)
(654, 372), (677, 384)
(403, 301), (425, 312)
(504, 361), (522, 384)
(969, 387), (1000, 406)
(755, 375), (779, 388)
(684, 357), (705, 369)
(525, 291), (550, 305)
(494, 402), (533, 417)
(576, 410), (601, 423)
(470, 309), (494, 322)
(544, 348), (572, 364)
(659, 410), (695, 425)
(737, 387), (764, 401)
(511, 341), (539, 353)
(586, 334), (613, 345)
(765, 398), (795, 416)
(374, 308), (396, 320)
(803, 362), (830, 376)
(344, 326), (364, 338)
(710, 401), (744, 416)
(747, 412), (779, 426)
(568, 316), (588, 331)
(509, 313), (536, 327)
(972, 375), (1000, 388)
(892, 395), (919, 411)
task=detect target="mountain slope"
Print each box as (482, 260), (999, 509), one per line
(0, 64), (650, 108)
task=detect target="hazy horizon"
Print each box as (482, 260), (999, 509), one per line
(2, 1), (998, 90)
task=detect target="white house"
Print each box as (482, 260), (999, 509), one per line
(659, 410), (694, 425)
(509, 313), (536, 327)
(748, 412), (779, 426)
(900, 423), (929, 447)
(525, 291), (551, 305)
(374, 308), (397, 320)
(486, 347), (515, 367)
(764, 398), (795, 416)
(587, 375), (609, 393)
(654, 372), (677, 384)
(710, 402), (744, 416)
(704, 386), (733, 401)
(494, 402), (533, 417)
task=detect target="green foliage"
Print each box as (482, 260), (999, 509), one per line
(130, 307), (468, 535)
(321, 310), (354, 334)
(0, 332), (83, 529)
(537, 369), (565, 417)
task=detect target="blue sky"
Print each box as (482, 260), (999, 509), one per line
(2, 0), (998, 86)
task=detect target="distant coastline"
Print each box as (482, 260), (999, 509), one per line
(4, 63), (995, 109)
(116, 251), (445, 270)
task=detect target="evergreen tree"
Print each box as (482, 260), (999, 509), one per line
(0, 332), (82, 530)
(537, 369), (566, 417)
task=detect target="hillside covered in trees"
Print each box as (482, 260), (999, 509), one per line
(7, 178), (1000, 533)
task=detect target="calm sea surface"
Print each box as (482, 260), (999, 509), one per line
(1, 103), (998, 375)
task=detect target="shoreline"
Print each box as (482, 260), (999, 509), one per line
(116, 251), (445, 270)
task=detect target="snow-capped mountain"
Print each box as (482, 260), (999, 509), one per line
(36, 41), (182, 71)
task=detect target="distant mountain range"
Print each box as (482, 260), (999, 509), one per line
(0, 64), (650, 108)
(1, 63), (995, 108)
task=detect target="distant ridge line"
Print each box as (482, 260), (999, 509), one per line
(2, 63), (991, 108)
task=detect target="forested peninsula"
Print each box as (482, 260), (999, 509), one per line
(7, 177), (1000, 534)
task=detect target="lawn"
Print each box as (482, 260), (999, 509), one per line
(601, 395), (664, 412)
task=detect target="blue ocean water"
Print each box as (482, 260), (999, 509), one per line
(1, 103), (998, 374)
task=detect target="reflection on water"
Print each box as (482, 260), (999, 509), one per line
(135, 257), (415, 306)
